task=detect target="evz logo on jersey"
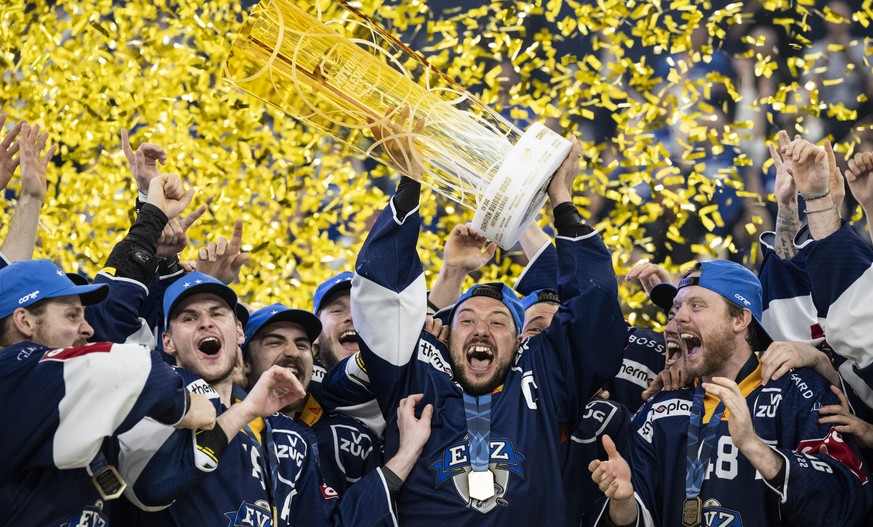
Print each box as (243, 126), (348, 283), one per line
(429, 435), (525, 513)
(61, 504), (109, 527)
(331, 423), (375, 482)
(224, 500), (273, 527)
(702, 499), (743, 526)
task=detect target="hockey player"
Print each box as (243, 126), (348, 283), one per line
(334, 135), (628, 525)
(244, 303), (384, 495)
(0, 260), (216, 526)
(589, 260), (873, 526)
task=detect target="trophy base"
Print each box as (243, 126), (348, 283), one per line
(472, 123), (573, 250)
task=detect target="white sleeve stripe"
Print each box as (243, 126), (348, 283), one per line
(555, 230), (598, 242)
(375, 468), (399, 527)
(764, 447), (790, 504)
(823, 263), (873, 369)
(54, 345), (153, 469)
(352, 274), (427, 367)
(388, 198), (420, 226)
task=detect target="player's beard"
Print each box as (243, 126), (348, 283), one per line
(315, 341), (341, 371)
(275, 356), (310, 415)
(685, 322), (735, 379)
(456, 359), (511, 396)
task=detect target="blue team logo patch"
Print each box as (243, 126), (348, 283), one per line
(224, 500), (273, 527)
(429, 435), (525, 514)
(702, 499), (743, 526)
(61, 503), (109, 527)
(331, 423), (375, 482)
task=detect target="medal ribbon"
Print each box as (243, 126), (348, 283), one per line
(462, 392), (492, 472)
(685, 384), (724, 499)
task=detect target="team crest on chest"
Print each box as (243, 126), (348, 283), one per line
(331, 423), (375, 481)
(224, 500), (273, 526)
(701, 499), (743, 527)
(61, 500), (108, 527)
(429, 435), (526, 513)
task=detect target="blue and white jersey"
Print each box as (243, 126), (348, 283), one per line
(758, 230), (822, 345)
(330, 196), (626, 525)
(599, 357), (873, 526)
(87, 272), (156, 347)
(0, 341), (188, 526)
(117, 368), (394, 527)
(805, 222), (873, 395)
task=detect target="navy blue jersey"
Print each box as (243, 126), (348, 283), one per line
(512, 238), (665, 414)
(0, 342), (188, 526)
(562, 399), (632, 527)
(87, 272), (156, 347)
(330, 197), (626, 525)
(605, 327), (665, 413)
(118, 368), (394, 526)
(600, 357), (873, 526)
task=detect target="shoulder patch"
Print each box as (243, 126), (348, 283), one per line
(416, 338), (453, 376)
(39, 342), (114, 362)
(186, 378), (219, 398)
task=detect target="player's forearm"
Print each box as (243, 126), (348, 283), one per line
(738, 436), (784, 480)
(428, 264), (467, 311)
(383, 449), (419, 484)
(774, 202), (799, 259)
(519, 220), (550, 260)
(607, 496), (638, 526)
(217, 401), (260, 443)
(0, 194), (43, 261)
(805, 195), (841, 240)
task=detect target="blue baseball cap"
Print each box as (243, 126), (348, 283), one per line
(449, 282), (524, 333)
(163, 272), (245, 328)
(678, 260), (772, 345)
(243, 303), (322, 353)
(313, 271), (353, 314)
(0, 260), (108, 319)
(520, 288), (560, 312)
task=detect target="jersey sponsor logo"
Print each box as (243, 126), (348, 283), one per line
(320, 483), (339, 499)
(754, 390), (782, 418)
(18, 290), (39, 304)
(60, 503), (109, 527)
(572, 400), (621, 444)
(615, 359), (657, 389)
(331, 423), (375, 481)
(272, 428), (309, 469)
(638, 398), (692, 442)
(40, 342), (114, 362)
(797, 427), (868, 483)
(311, 364), (326, 384)
(417, 339), (453, 377)
(788, 373), (814, 399)
(187, 378), (220, 398)
(627, 332), (666, 354)
(701, 499), (743, 527)
(429, 435), (526, 513)
(223, 500), (273, 527)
